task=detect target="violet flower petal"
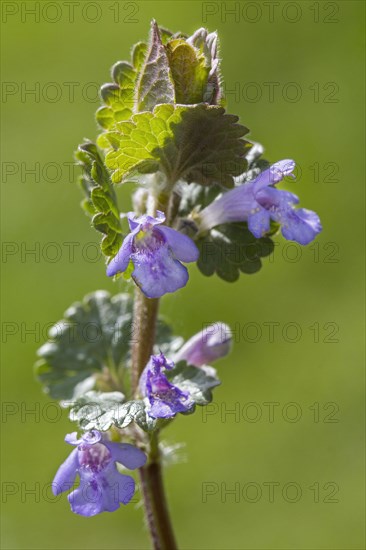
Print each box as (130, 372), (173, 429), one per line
(52, 448), (79, 496)
(132, 243), (189, 299)
(280, 208), (322, 245)
(106, 232), (134, 276)
(247, 208), (271, 239)
(104, 442), (147, 470)
(174, 322), (232, 366)
(158, 226), (199, 262)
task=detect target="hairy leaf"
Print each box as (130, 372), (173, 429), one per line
(167, 361), (220, 406)
(75, 141), (123, 259)
(105, 103), (250, 186)
(186, 28), (222, 104)
(196, 223), (274, 281)
(166, 39), (209, 104)
(136, 20), (175, 112)
(35, 292), (133, 400)
(96, 62), (137, 131)
(68, 391), (157, 432)
(132, 41), (148, 72)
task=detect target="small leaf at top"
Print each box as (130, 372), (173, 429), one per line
(136, 20), (175, 112)
(166, 39), (209, 104)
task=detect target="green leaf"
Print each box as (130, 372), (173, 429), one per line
(75, 141), (123, 259)
(96, 62), (136, 131)
(166, 39), (209, 104)
(136, 20), (175, 112)
(69, 391), (157, 432)
(196, 223), (274, 281)
(105, 103), (251, 186)
(167, 362), (220, 406)
(35, 291), (133, 400)
(132, 41), (148, 72)
(186, 28), (223, 104)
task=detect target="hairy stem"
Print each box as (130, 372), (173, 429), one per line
(130, 290), (177, 548)
(131, 289), (159, 395)
(131, 181), (177, 549)
(139, 433), (178, 550)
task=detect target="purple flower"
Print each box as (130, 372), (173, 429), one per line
(107, 211), (199, 298)
(174, 322), (232, 367)
(198, 160), (322, 245)
(139, 353), (194, 418)
(52, 430), (146, 517)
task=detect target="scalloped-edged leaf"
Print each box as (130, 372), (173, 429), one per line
(96, 62), (137, 131)
(69, 391), (157, 432)
(132, 41), (148, 72)
(136, 20), (175, 112)
(196, 223), (274, 280)
(35, 292), (133, 400)
(167, 361), (220, 405)
(75, 141), (123, 259)
(105, 103), (250, 186)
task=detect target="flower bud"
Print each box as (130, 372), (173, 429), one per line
(174, 322), (232, 367)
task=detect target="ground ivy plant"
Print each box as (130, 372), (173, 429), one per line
(35, 21), (322, 549)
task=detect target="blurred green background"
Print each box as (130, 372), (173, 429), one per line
(1, 1), (365, 549)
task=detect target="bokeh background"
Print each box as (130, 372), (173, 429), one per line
(1, 1), (365, 549)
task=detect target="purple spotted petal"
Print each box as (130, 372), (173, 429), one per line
(146, 370), (193, 418)
(132, 243), (189, 299)
(158, 226), (199, 262)
(104, 442), (147, 470)
(54, 431), (145, 516)
(280, 208), (322, 245)
(247, 208), (271, 239)
(52, 448), (78, 496)
(255, 186), (299, 209)
(140, 353), (194, 418)
(115, 473), (136, 505)
(106, 232), (134, 276)
(68, 466), (135, 516)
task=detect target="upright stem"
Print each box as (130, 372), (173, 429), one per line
(139, 433), (178, 550)
(131, 288), (159, 394)
(131, 288), (178, 549)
